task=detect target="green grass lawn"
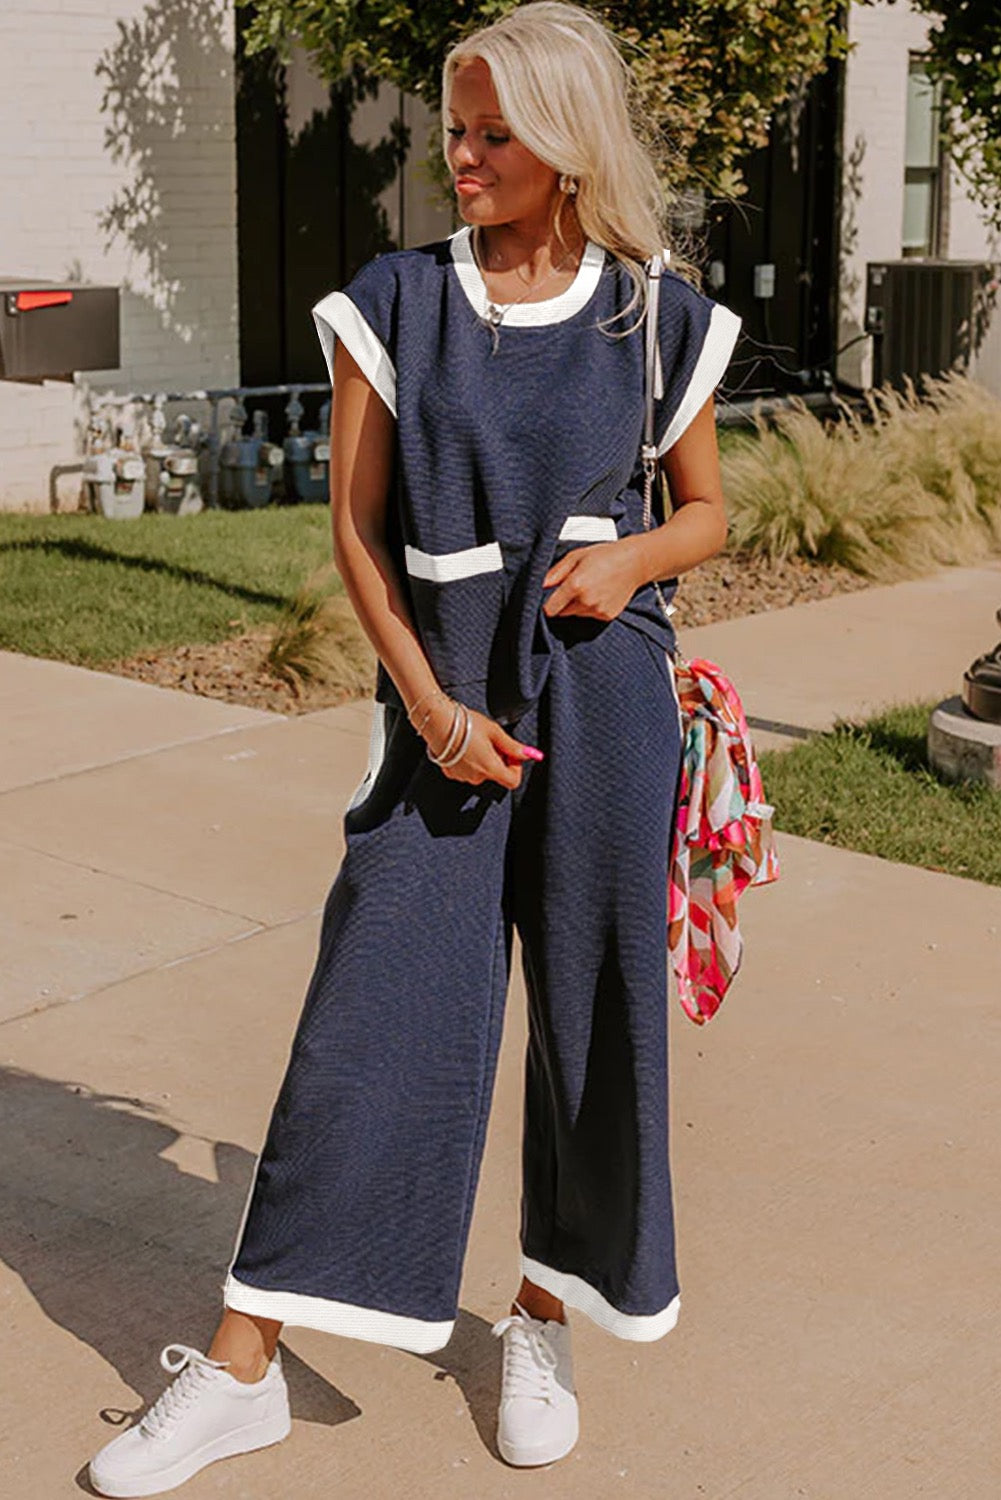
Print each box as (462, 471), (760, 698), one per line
(759, 702), (1001, 886)
(0, 506), (338, 665)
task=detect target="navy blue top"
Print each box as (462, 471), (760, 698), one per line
(312, 226), (741, 725)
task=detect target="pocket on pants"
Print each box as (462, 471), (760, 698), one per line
(634, 627), (684, 743)
(343, 699), (389, 814)
(343, 702), (426, 838)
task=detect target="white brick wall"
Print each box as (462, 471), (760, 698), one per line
(838, 0), (1000, 394)
(0, 0), (239, 512)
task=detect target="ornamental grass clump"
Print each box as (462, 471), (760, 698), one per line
(912, 371), (1001, 544)
(264, 564), (375, 697)
(722, 372), (1001, 580)
(721, 397), (940, 578)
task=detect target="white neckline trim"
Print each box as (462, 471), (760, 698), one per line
(449, 225), (605, 327)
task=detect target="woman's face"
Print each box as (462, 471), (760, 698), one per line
(444, 57), (561, 229)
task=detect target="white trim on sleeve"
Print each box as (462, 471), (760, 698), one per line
(311, 289), (397, 417)
(656, 302), (742, 455)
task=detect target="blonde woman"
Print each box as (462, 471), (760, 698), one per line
(89, 3), (741, 1492)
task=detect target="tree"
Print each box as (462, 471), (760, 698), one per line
(235, 0), (852, 204)
(237, 0), (1001, 235)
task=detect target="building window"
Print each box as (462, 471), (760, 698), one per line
(902, 55), (945, 258)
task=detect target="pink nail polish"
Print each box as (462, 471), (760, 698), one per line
(521, 745), (545, 761)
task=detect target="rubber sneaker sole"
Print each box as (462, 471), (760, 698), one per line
(88, 1403), (292, 1498)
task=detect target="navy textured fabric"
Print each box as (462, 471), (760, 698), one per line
(226, 611), (683, 1350)
(310, 226), (742, 724)
(222, 230), (742, 1353)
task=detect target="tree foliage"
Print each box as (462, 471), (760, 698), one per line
(236, 0), (1001, 228)
(235, 0), (851, 202)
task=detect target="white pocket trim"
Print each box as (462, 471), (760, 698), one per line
(558, 515), (618, 542)
(404, 540), (503, 582)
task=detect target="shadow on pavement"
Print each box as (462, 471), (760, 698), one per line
(2, 1063), (505, 1458)
(1, 1065), (356, 1433)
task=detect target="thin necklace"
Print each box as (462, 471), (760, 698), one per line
(471, 225), (581, 329)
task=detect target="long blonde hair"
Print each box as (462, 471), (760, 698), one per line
(441, 1), (681, 329)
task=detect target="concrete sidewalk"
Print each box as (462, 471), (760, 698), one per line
(681, 559), (1001, 750)
(2, 565), (999, 1498)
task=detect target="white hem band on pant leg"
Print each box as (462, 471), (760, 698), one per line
(520, 1254), (680, 1342)
(223, 1272), (454, 1354)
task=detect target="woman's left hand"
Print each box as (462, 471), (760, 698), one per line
(541, 540), (642, 621)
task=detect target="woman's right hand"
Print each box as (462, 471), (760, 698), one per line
(418, 698), (539, 790)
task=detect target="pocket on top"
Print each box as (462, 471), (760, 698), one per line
(556, 514), (619, 543)
(404, 540), (506, 692)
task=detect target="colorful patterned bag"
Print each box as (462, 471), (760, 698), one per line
(665, 653), (779, 1023)
(641, 252), (779, 1024)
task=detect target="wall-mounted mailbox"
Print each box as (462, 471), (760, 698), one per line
(0, 277), (120, 380)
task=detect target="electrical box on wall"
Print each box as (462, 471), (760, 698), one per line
(0, 278), (120, 381)
(707, 260), (726, 292)
(753, 264), (776, 299)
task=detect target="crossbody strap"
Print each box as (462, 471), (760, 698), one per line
(641, 249), (678, 636)
(643, 250), (664, 462)
(641, 250), (666, 532)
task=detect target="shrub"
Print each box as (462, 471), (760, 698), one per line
(265, 565), (376, 697)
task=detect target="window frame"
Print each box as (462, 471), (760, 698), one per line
(902, 52), (948, 259)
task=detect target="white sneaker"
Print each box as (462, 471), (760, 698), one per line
(491, 1301), (579, 1466)
(88, 1342), (292, 1498)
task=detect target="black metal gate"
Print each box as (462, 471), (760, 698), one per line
(704, 58), (843, 403)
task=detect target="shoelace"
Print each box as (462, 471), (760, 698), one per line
(490, 1304), (560, 1405)
(139, 1344), (233, 1441)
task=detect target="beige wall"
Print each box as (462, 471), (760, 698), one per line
(0, 0), (241, 512)
(838, 0), (1001, 394)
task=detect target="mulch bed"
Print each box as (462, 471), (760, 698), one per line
(105, 552), (872, 716)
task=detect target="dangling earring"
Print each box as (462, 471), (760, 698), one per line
(558, 172), (578, 197)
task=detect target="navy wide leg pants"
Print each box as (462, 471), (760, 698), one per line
(222, 611), (683, 1354)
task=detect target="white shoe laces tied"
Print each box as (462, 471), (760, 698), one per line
(139, 1344), (232, 1441)
(490, 1303), (560, 1405)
